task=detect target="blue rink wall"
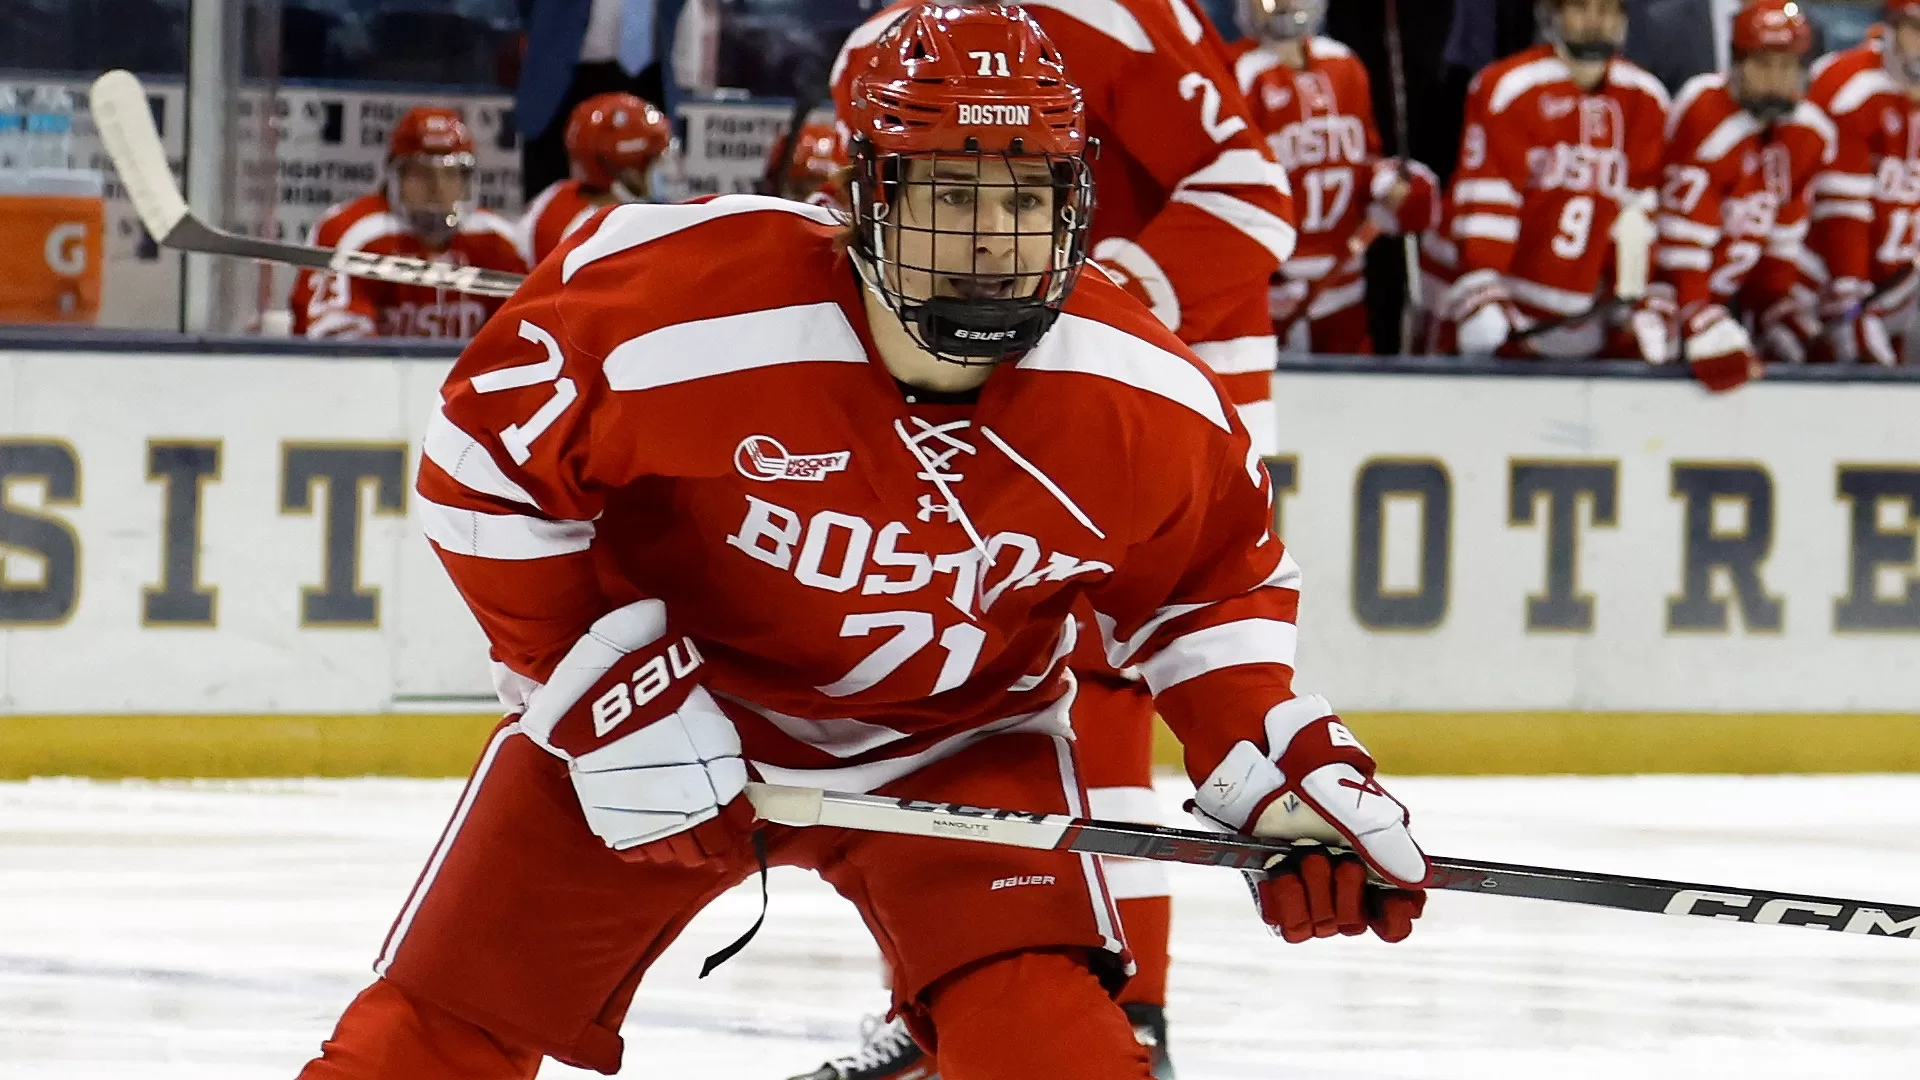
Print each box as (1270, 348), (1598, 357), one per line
(3, 332), (1919, 778)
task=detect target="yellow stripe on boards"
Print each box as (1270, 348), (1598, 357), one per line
(3, 712), (1918, 780)
(1153, 713), (1920, 776)
(0, 714), (503, 780)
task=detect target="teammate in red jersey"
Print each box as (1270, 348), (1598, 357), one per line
(1802, 0), (1920, 364)
(289, 107), (524, 339)
(293, 8), (1425, 1080)
(825, 4), (1298, 1073)
(1644, 0), (1830, 389)
(1225, 0), (1439, 354)
(833, 0), (1294, 453)
(1447, 0), (1669, 358)
(517, 92), (673, 267)
(766, 120), (850, 208)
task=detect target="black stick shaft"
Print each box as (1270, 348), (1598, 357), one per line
(752, 785), (1920, 942)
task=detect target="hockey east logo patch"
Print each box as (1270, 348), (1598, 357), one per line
(735, 435), (851, 482)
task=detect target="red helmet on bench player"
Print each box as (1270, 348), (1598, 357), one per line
(565, 92), (672, 201)
(386, 106), (476, 249)
(1731, 0), (1813, 123)
(842, 3), (1095, 365)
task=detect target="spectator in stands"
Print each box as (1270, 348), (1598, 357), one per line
(515, 0), (686, 200)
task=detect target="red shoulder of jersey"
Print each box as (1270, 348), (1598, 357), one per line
(1468, 43), (1567, 117)
(1774, 100), (1839, 173)
(522, 194), (852, 364)
(448, 208), (528, 273)
(521, 179), (597, 267)
(309, 192), (395, 250)
(1807, 42), (1902, 127)
(1664, 74), (1758, 170)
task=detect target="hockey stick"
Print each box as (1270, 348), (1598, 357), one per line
(88, 69), (525, 298)
(758, 54), (827, 197)
(1382, 0), (1421, 354)
(745, 782), (1920, 941)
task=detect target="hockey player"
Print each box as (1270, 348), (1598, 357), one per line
(1447, 0), (1669, 358)
(1646, 0), (1830, 388)
(295, 7), (1425, 1080)
(765, 120), (851, 208)
(821, 3), (1298, 1075)
(1226, 0), (1439, 354)
(289, 107), (524, 339)
(1802, 0), (1920, 364)
(517, 92), (673, 267)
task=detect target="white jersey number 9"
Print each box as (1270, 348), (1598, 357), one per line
(1551, 195), (1595, 261)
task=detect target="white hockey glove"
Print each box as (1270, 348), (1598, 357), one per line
(1451, 270), (1515, 355)
(518, 598), (752, 868)
(1680, 304), (1761, 391)
(1628, 284), (1677, 365)
(1192, 695), (1430, 943)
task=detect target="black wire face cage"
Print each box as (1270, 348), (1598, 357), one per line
(851, 140), (1096, 367)
(388, 152), (477, 247)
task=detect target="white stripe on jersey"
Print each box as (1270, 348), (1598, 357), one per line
(1019, 313), (1233, 432)
(1191, 335), (1279, 375)
(419, 497), (596, 560)
(562, 195), (839, 282)
(1827, 66), (1901, 117)
(603, 301), (868, 392)
(1020, 0), (1155, 53)
(1170, 187), (1299, 263)
(1695, 111), (1762, 164)
(1139, 617), (1300, 693)
(422, 406), (540, 509)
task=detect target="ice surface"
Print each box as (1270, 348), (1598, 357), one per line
(3, 774), (1918, 1079)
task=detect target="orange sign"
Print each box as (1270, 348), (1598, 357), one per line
(0, 194), (105, 324)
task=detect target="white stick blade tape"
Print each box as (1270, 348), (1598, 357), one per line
(1611, 199), (1653, 303)
(88, 69), (188, 239)
(745, 782), (824, 827)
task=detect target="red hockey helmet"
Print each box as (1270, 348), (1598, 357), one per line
(767, 120), (849, 204)
(385, 107), (476, 248)
(1732, 0), (1812, 55)
(844, 3), (1094, 365)
(387, 106), (475, 164)
(564, 92), (672, 196)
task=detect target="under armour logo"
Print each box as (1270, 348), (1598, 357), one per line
(917, 494), (959, 523)
(1336, 775), (1391, 808)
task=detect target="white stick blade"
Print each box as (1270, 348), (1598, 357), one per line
(745, 782), (824, 827)
(88, 69), (188, 240)
(1611, 196), (1654, 303)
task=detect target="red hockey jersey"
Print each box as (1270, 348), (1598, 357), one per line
(1450, 45), (1668, 335)
(418, 195), (1315, 791)
(1657, 75), (1833, 316)
(1226, 37), (1381, 279)
(289, 193), (525, 339)
(831, 0), (1296, 452)
(516, 179), (605, 269)
(1804, 39), (1920, 293)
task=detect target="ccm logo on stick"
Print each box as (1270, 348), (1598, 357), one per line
(1663, 890), (1920, 936)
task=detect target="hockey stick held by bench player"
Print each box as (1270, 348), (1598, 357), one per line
(88, 69), (527, 299)
(745, 781), (1920, 942)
